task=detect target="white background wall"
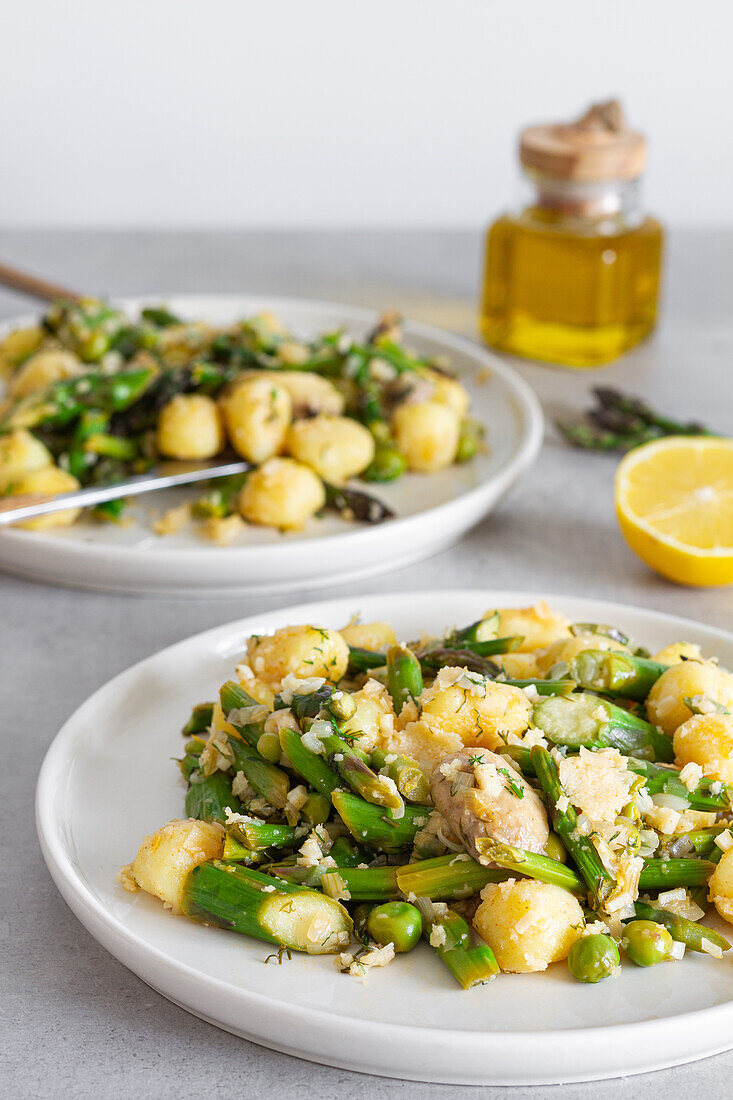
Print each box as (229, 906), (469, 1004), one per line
(4, 0), (732, 228)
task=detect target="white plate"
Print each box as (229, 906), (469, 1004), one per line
(37, 590), (733, 1085)
(0, 296), (542, 595)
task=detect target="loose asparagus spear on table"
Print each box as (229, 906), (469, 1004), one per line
(558, 387), (716, 452)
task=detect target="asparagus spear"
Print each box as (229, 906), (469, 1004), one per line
(300, 791), (331, 826)
(323, 483), (394, 524)
(455, 418), (485, 463)
(66, 408), (109, 480)
(630, 900), (730, 954)
(532, 693), (674, 762)
(371, 748), (431, 804)
(329, 836), (369, 868)
(141, 306), (182, 327)
(568, 650), (668, 700)
(332, 789), (428, 853)
(433, 635), (523, 660)
(418, 648), (498, 677)
(557, 387), (715, 453)
(387, 645), (423, 714)
(302, 718), (404, 812)
(396, 854), (509, 901)
(221, 835), (261, 864)
(287, 685), (335, 721)
(571, 622), (630, 646)
(627, 758), (733, 812)
(266, 863), (398, 901)
(219, 681), (268, 748)
(530, 746), (615, 908)
(181, 702), (215, 737)
(192, 474), (249, 519)
(278, 726), (342, 801)
(347, 646), (387, 674)
(657, 826), (727, 859)
(185, 772), (242, 825)
(227, 737), (290, 810)
(474, 839), (585, 894)
(394, 847), (713, 901)
(225, 815), (300, 851)
(638, 858), (715, 890)
(496, 745), (533, 774)
(181, 861), (352, 954)
(493, 677), (578, 696)
(90, 497), (128, 523)
(5, 365), (158, 429)
(414, 899), (498, 989)
(179, 749), (203, 781)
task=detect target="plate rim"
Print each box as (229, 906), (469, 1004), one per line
(0, 293), (544, 564)
(35, 588), (733, 1082)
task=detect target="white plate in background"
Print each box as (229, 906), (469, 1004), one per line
(36, 590), (733, 1084)
(0, 295), (542, 595)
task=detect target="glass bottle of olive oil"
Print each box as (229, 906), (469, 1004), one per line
(480, 100), (663, 368)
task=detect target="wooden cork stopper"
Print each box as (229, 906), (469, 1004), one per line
(520, 100), (646, 182)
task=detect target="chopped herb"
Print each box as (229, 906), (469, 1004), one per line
(497, 768), (524, 799)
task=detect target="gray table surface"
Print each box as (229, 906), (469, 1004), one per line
(2, 229), (733, 1099)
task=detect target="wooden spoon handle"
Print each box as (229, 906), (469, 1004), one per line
(0, 261), (81, 304)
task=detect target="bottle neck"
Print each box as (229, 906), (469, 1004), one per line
(523, 169), (642, 223)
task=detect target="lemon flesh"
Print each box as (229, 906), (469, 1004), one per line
(615, 436), (733, 587)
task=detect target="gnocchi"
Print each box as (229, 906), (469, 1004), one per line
(8, 465), (81, 528)
(473, 879), (584, 973)
(238, 457), (325, 530)
(123, 818), (224, 913)
(673, 713), (733, 785)
(0, 428), (53, 491)
(157, 394), (225, 459)
(220, 376), (292, 463)
(285, 415), (375, 485)
(246, 624), (349, 689)
(647, 661), (733, 736)
(392, 400), (460, 472)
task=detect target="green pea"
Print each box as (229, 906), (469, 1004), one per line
(567, 934), (620, 983)
(623, 920), (673, 967)
(367, 901), (422, 953)
(364, 445), (407, 482)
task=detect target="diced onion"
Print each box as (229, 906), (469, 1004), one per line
(651, 793), (690, 812)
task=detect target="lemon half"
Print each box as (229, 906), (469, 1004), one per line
(615, 436), (733, 587)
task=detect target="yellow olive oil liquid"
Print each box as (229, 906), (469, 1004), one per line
(480, 211), (663, 367)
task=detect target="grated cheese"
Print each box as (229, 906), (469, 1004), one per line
(715, 830), (733, 852)
(429, 924), (447, 948)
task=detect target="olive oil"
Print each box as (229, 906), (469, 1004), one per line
(480, 101), (663, 368)
(481, 209), (663, 367)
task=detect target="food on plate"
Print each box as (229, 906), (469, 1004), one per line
(121, 603), (733, 987)
(0, 300), (481, 538)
